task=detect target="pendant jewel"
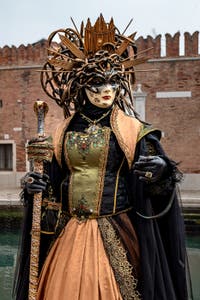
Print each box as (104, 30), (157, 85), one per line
(86, 123), (102, 134)
(80, 108), (111, 133)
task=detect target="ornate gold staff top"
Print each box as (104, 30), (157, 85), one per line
(27, 100), (54, 300)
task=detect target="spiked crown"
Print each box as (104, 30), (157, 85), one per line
(40, 14), (147, 117)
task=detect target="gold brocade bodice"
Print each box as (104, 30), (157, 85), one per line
(64, 126), (111, 220)
(54, 106), (143, 170)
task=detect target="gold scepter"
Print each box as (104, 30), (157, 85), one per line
(27, 100), (54, 300)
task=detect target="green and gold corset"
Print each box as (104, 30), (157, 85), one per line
(64, 126), (111, 220)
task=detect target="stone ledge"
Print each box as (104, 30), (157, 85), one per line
(0, 189), (199, 208)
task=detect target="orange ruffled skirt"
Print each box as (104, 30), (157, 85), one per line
(37, 218), (123, 300)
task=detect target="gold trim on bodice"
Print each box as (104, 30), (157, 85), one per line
(64, 126), (111, 220)
(53, 114), (75, 168)
(110, 106), (142, 169)
(53, 106), (143, 169)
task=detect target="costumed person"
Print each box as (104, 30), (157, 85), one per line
(13, 15), (190, 300)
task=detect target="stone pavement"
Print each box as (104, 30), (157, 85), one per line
(0, 188), (200, 208)
(181, 190), (200, 209)
(0, 188), (22, 206)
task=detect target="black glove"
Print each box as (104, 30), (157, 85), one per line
(133, 155), (167, 183)
(22, 172), (49, 194)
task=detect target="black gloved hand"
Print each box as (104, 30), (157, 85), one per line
(133, 155), (167, 183)
(22, 172), (49, 194)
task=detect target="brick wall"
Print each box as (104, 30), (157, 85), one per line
(135, 31), (200, 173)
(0, 32), (199, 175)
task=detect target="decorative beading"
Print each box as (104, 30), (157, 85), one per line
(98, 218), (141, 300)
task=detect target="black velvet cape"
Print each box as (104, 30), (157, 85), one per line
(13, 104), (190, 300)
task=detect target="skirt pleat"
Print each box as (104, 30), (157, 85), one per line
(37, 218), (122, 300)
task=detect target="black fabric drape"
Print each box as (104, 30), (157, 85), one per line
(13, 106), (189, 300)
(129, 133), (188, 300)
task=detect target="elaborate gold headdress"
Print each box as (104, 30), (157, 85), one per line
(40, 14), (147, 117)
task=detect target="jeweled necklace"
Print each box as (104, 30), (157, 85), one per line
(80, 109), (111, 134)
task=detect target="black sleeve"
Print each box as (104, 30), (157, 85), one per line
(12, 155), (65, 300)
(137, 132), (183, 198)
(128, 131), (189, 300)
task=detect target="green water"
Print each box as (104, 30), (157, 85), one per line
(0, 230), (19, 300)
(0, 223), (200, 299)
(187, 235), (200, 249)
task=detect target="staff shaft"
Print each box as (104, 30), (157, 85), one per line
(29, 161), (43, 300)
(27, 100), (52, 300)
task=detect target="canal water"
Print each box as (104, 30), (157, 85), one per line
(0, 213), (200, 300)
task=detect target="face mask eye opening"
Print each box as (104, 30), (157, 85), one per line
(89, 75), (105, 87)
(86, 86), (98, 93)
(85, 72), (121, 94)
(108, 75), (120, 90)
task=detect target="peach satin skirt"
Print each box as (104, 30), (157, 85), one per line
(37, 218), (123, 300)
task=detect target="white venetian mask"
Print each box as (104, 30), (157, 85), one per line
(85, 83), (117, 108)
